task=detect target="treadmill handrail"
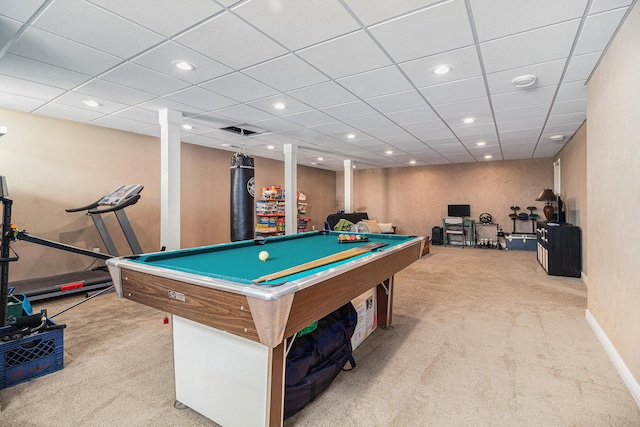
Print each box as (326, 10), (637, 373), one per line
(65, 197), (102, 213)
(87, 194), (141, 215)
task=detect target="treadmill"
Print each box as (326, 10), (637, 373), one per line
(9, 184), (144, 301)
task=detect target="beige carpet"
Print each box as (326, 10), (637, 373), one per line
(1, 246), (639, 426)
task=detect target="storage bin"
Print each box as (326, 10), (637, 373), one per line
(505, 234), (537, 251)
(0, 319), (64, 389)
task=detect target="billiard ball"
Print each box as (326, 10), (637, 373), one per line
(258, 250), (269, 262)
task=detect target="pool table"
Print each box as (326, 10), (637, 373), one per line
(107, 231), (424, 427)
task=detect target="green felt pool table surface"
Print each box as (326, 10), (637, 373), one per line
(130, 231), (415, 285)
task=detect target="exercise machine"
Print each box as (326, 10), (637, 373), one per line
(7, 184), (144, 302)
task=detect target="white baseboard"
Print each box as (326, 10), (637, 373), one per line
(585, 309), (640, 408)
(581, 272), (588, 286)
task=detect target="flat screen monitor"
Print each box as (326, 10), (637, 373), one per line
(448, 204), (470, 217)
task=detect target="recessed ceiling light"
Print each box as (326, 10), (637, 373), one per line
(82, 100), (101, 108)
(347, 133), (356, 139)
(484, 155), (493, 159)
(311, 162), (318, 165)
(476, 141), (486, 146)
(317, 157), (323, 161)
(430, 64), (453, 75)
(409, 160), (417, 165)
(221, 143), (231, 147)
(172, 60), (196, 71)
(512, 74), (537, 88)
(267, 145), (275, 149)
(385, 150), (393, 155)
(462, 117), (477, 124)
(181, 124), (193, 130)
(550, 134), (565, 141)
(273, 102), (287, 110)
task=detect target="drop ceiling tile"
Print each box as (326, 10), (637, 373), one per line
(491, 85), (556, 111)
(563, 51), (603, 82)
(283, 110), (336, 127)
(0, 91), (48, 111)
(53, 92), (129, 114)
(499, 128), (542, 142)
(10, 27), (122, 75)
(213, 104), (275, 123)
(113, 107), (161, 125)
(443, 153), (476, 163)
(163, 87), (237, 111)
(556, 80), (587, 101)
(287, 81), (359, 109)
(137, 98), (206, 117)
(87, 0), (223, 37)
(248, 117), (302, 133)
(433, 97), (492, 121)
(275, 127), (325, 141)
(470, 0), (588, 42)
(243, 54), (329, 93)
(134, 125), (160, 137)
(343, 114), (394, 130)
(246, 94), (312, 116)
(420, 76), (487, 106)
(453, 123), (498, 138)
(297, 31), (392, 79)
(386, 107), (439, 125)
(90, 115), (149, 132)
(343, 0), (441, 26)
(589, 0), (633, 14)
(200, 72), (279, 103)
(32, 0), (164, 58)
(494, 104), (550, 122)
(369, 0), (474, 63)
(311, 121), (357, 135)
(487, 59), (566, 96)
(574, 7), (628, 55)
(233, 0), (359, 51)
(551, 99), (586, 115)
(35, 102), (106, 122)
(0, 1), (46, 22)
(75, 79), (156, 105)
(497, 116), (547, 132)
(321, 100), (379, 121)
(0, 53), (90, 89)
(363, 90), (426, 115)
(399, 46), (482, 88)
(546, 112), (586, 127)
(133, 41), (233, 85)
(337, 66), (413, 99)
(480, 20), (581, 73)
(1, 16), (23, 45)
(175, 12), (288, 70)
(0, 74), (66, 100)
(101, 62), (191, 96)
(406, 126), (457, 142)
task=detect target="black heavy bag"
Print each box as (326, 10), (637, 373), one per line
(230, 153), (255, 242)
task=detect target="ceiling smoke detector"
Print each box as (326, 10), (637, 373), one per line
(512, 74), (537, 88)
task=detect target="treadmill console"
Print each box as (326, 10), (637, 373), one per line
(98, 184), (144, 206)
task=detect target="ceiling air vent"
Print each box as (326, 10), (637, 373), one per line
(220, 126), (259, 136)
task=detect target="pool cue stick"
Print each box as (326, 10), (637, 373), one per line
(252, 241), (388, 283)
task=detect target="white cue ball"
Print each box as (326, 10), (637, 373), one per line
(258, 250), (269, 262)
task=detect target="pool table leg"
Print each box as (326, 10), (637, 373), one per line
(376, 277), (394, 329)
(268, 341), (286, 427)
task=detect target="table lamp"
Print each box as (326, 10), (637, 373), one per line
(536, 188), (556, 221)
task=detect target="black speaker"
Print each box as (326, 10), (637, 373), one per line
(432, 226), (443, 245)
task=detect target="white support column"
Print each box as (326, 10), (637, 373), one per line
(159, 109), (181, 250)
(344, 159), (354, 213)
(284, 144), (298, 235)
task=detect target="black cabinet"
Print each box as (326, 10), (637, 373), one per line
(536, 222), (581, 277)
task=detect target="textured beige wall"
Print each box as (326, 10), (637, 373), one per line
(338, 159), (554, 239)
(555, 122), (587, 276)
(1, 108), (335, 281)
(587, 3), (640, 383)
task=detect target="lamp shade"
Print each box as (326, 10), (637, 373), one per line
(536, 188), (555, 202)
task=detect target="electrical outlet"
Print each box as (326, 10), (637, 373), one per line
(92, 247), (100, 253)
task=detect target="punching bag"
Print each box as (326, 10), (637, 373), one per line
(230, 153), (255, 242)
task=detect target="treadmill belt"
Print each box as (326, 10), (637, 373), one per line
(10, 270), (112, 301)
